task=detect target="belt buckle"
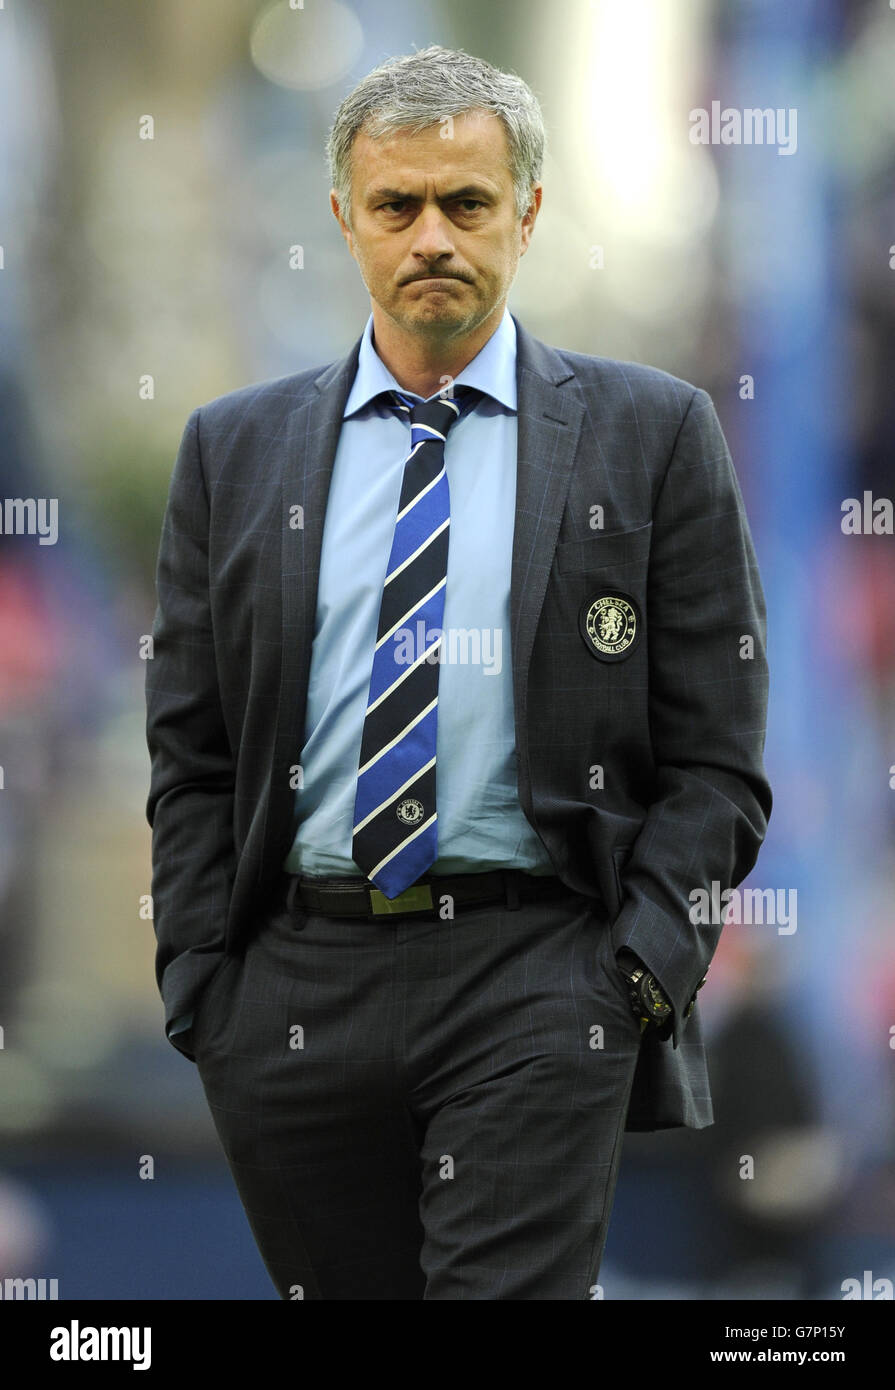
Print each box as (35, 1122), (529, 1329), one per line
(368, 882), (434, 916)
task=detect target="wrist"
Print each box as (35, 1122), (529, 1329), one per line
(615, 949), (673, 1033)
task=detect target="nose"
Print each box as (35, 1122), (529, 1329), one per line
(409, 203), (455, 266)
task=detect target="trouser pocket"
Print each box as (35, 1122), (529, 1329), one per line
(586, 909), (645, 1046)
(191, 953), (238, 1053)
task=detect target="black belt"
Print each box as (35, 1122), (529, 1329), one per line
(272, 869), (574, 920)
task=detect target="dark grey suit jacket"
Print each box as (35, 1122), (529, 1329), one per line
(145, 313), (771, 1131)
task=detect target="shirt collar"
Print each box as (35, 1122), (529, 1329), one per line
(343, 306), (517, 418)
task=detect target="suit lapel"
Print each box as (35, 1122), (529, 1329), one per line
(261, 336), (362, 879)
(510, 315), (585, 810)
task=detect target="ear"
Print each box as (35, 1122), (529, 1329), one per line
(519, 183), (542, 256)
(330, 190), (354, 254)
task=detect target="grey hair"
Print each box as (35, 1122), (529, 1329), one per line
(326, 45), (545, 226)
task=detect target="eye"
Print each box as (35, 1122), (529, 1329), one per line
(380, 200), (408, 213)
(455, 199), (483, 212)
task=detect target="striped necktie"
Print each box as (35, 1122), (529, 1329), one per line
(351, 386), (475, 899)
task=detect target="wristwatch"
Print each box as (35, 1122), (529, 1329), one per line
(615, 948), (671, 1034)
(615, 948), (708, 1037)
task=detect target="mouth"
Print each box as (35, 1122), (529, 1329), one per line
(405, 276), (465, 287)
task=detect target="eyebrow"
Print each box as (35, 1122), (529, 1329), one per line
(366, 184), (495, 205)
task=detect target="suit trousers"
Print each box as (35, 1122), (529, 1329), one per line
(191, 884), (644, 1300)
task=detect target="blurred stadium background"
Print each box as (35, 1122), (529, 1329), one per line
(1, 0), (894, 1299)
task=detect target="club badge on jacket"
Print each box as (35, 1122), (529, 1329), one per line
(578, 592), (641, 662)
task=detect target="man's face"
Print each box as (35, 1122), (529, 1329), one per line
(331, 108), (540, 344)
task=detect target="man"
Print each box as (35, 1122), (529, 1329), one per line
(145, 45), (771, 1300)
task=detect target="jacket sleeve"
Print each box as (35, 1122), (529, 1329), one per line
(609, 387), (772, 1047)
(144, 407), (236, 1051)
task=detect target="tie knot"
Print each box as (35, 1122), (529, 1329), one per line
(388, 385), (476, 436)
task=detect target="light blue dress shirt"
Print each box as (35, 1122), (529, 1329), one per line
(282, 305), (555, 879)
